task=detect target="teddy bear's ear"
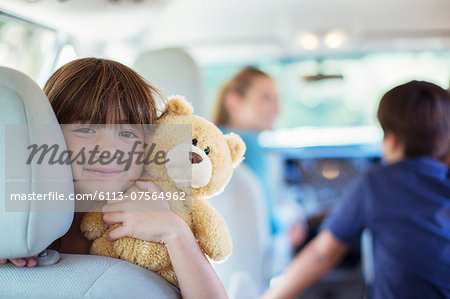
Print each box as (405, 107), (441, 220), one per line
(163, 95), (194, 116)
(225, 132), (246, 168)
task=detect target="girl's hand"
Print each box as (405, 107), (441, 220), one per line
(102, 180), (186, 244)
(103, 180), (227, 299)
(0, 255), (38, 267)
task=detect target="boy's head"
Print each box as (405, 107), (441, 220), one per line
(377, 80), (450, 164)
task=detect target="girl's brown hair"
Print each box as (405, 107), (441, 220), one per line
(214, 67), (269, 126)
(44, 57), (162, 124)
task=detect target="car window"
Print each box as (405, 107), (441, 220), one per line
(0, 12), (58, 85)
(201, 51), (450, 128)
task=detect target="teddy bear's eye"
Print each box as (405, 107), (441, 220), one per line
(204, 147), (210, 155)
(192, 139), (198, 146)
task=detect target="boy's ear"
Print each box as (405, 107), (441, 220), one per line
(225, 132), (246, 168)
(163, 95), (194, 116)
(382, 130), (406, 163)
(384, 131), (403, 147)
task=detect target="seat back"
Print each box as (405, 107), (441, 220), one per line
(209, 164), (273, 296)
(133, 48), (206, 117)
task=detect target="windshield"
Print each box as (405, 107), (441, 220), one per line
(201, 51), (450, 128)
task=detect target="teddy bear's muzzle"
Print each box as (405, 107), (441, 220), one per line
(166, 143), (213, 189)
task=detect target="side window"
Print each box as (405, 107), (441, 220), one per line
(54, 44), (79, 70)
(0, 13), (59, 85)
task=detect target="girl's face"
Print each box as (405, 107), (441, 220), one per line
(234, 76), (279, 131)
(62, 123), (144, 195)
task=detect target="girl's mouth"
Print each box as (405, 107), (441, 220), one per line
(84, 168), (123, 178)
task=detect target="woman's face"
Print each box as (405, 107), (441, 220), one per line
(61, 123), (144, 195)
(234, 76), (279, 131)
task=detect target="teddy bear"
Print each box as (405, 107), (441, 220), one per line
(80, 95), (246, 287)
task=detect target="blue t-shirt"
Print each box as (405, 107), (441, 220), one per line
(323, 156), (450, 299)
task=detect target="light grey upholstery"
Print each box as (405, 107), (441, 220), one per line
(0, 66), (181, 298)
(209, 164), (273, 297)
(133, 48), (206, 117)
(0, 66), (74, 258)
(0, 254), (180, 299)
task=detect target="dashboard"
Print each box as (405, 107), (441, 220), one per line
(272, 143), (382, 299)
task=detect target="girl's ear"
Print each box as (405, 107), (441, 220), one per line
(163, 95), (194, 116)
(225, 132), (246, 168)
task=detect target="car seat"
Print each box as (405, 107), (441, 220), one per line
(0, 66), (180, 299)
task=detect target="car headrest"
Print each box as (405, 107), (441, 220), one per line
(133, 48), (206, 117)
(0, 66), (74, 259)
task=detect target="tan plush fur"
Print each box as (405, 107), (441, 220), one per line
(80, 96), (246, 287)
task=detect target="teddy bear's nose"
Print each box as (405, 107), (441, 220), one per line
(189, 151), (203, 164)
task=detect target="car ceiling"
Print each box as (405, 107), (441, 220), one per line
(1, 0), (449, 61)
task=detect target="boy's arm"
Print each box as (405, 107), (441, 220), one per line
(262, 230), (348, 299)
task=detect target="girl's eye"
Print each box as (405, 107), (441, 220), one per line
(192, 139), (198, 146)
(119, 131), (138, 138)
(75, 127), (95, 134)
(204, 147), (210, 155)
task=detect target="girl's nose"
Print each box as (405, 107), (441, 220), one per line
(96, 132), (119, 160)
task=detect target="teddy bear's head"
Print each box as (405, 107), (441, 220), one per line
(143, 96), (246, 199)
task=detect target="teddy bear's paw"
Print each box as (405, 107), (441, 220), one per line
(113, 237), (171, 271)
(198, 235), (232, 262)
(90, 234), (117, 258)
(157, 267), (179, 287)
(80, 212), (109, 240)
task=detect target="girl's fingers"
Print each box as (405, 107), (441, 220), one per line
(103, 212), (126, 225)
(135, 180), (161, 192)
(9, 258), (26, 267)
(0, 259), (7, 264)
(25, 257), (37, 268)
(107, 226), (129, 242)
(102, 201), (128, 213)
(102, 198), (169, 213)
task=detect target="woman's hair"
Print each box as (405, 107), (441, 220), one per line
(214, 67), (270, 126)
(377, 80), (450, 161)
(44, 57), (162, 124)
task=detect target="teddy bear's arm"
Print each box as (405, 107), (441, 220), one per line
(80, 211), (109, 241)
(191, 199), (232, 262)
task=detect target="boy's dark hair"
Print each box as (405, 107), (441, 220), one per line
(377, 80), (450, 160)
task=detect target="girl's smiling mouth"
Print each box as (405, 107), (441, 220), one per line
(84, 168), (124, 178)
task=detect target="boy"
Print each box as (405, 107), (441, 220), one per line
(262, 80), (450, 299)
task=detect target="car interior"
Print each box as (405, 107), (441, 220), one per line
(0, 0), (449, 298)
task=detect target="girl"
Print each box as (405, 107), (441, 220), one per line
(0, 58), (227, 299)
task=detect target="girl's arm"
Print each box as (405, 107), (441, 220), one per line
(102, 182), (227, 299)
(164, 214), (228, 299)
